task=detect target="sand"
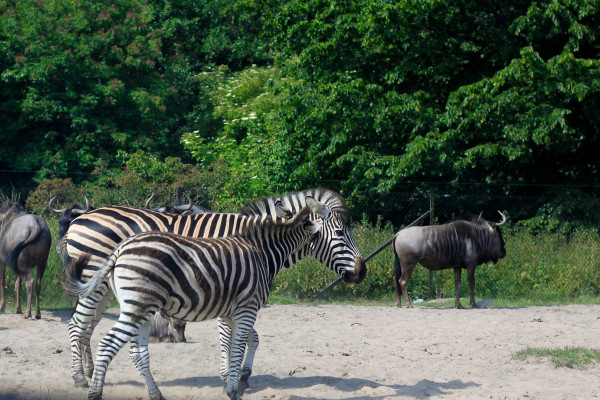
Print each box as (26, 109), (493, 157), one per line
(1, 303), (599, 400)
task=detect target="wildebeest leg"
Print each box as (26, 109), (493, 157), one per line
(398, 262), (416, 308)
(14, 275), (22, 315)
(34, 261), (46, 319)
(130, 322), (165, 400)
(467, 267), (478, 308)
(22, 271), (34, 319)
(393, 254), (402, 307)
(453, 268), (464, 309)
(0, 263), (5, 314)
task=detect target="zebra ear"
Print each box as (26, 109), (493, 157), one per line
(303, 218), (323, 234)
(274, 200), (293, 220)
(305, 196), (330, 219)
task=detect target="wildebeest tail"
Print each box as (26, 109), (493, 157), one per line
(393, 246), (402, 282)
(6, 226), (50, 277)
(64, 252), (117, 298)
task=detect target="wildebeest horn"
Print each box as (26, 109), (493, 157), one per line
(144, 193), (155, 208)
(496, 210), (507, 226)
(72, 197), (90, 215)
(477, 211), (484, 223)
(49, 196), (67, 213)
(174, 193), (193, 212)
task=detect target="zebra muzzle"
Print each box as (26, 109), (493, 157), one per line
(343, 257), (367, 284)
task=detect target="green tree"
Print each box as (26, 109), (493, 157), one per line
(0, 0), (195, 184)
(390, 0), (600, 187)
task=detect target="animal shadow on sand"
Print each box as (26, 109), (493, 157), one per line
(117, 374), (480, 399)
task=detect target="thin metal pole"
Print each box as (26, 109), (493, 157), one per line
(308, 210), (431, 302)
(429, 194), (435, 300)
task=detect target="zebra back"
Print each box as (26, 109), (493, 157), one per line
(67, 207), (321, 320)
(240, 188), (349, 221)
(65, 206), (260, 280)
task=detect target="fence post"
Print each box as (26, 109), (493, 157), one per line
(429, 193), (435, 300)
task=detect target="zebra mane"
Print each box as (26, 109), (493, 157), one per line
(238, 206), (313, 237)
(240, 188), (349, 221)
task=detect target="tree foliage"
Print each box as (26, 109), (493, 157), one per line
(2, 0), (599, 223)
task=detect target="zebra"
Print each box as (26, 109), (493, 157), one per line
(65, 200), (359, 400)
(63, 188), (365, 388)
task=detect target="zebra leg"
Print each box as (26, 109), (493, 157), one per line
(68, 279), (111, 387)
(240, 329), (259, 383)
(88, 314), (141, 400)
(130, 321), (165, 400)
(218, 319), (259, 385)
(226, 307), (258, 400)
(218, 317), (233, 383)
(83, 287), (114, 379)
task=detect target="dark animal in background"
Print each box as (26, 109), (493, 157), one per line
(0, 202), (51, 319)
(148, 310), (187, 343)
(393, 211), (507, 309)
(144, 192), (211, 215)
(49, 196), (93, 268)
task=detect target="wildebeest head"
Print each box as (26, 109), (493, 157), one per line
(49, 197), (92, 241)
(0, 201), (26, 222)
(144, 193), (211, 215)
(475, 211), (507, 264)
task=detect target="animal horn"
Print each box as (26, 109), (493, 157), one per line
(174, 193), (193, 212)
(144, 193), (155, 208)
(496, 210), (507, 226)
(49, 196), (67, 213)
(72, 197), (90, 215)
(477, 211), (484, 222)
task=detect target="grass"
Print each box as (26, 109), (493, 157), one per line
(513, 346), (600, 368)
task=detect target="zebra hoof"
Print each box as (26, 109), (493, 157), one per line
(226, 388), (241, 400)
(74, 377), (89, 388)
(240, 368), (252, 383)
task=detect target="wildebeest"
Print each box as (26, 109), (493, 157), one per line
(393, 211), (507, 309)
(144, 192), (211, 215)
(49, 196), (93, 268)
(0, 202), (52, 319)
(148, 310), (187, 343)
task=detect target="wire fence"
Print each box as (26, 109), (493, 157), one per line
(2, 179), (600, 303)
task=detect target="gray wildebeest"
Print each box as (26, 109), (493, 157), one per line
(393, 211), (507, 309)
(0, 202), (52, 319)
(49, 196), (92, 268)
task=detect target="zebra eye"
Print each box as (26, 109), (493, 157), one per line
(334, 229), (344, 237)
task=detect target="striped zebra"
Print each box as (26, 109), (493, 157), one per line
(63, 188), (365, 388)
(65, 200), (356, 400)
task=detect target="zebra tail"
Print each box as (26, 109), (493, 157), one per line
(64, 253), (117, 298)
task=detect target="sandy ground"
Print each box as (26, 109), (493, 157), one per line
(0, 303), (599, 400)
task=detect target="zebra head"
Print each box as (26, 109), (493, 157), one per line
(241, 189), (366, 284)
(290, 196), (366, 284)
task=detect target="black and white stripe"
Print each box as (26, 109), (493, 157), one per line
(64, 189), (365, 389)
(65, 207), (269, 387)
(65, 204), (335, 400)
